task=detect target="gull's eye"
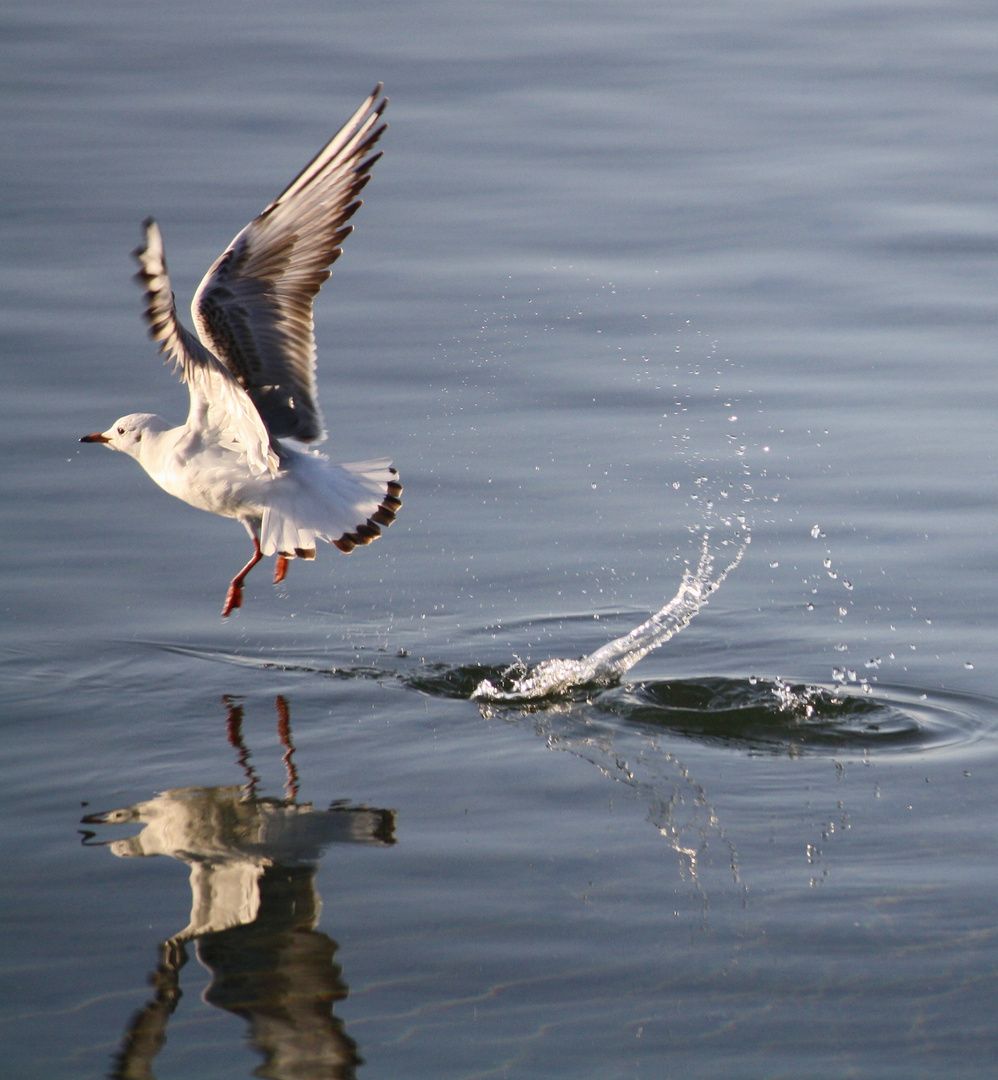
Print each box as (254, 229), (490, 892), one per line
(117, 426), (125, 435)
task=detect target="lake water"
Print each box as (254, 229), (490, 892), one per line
(3, 1), (998, 1077)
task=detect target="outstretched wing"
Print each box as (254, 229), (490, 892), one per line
(190, 86), (388, 444)
(134, 219), (276, 478)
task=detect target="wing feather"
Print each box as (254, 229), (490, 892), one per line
(133, 219), (276, 477)
(190, 86), (388, 443)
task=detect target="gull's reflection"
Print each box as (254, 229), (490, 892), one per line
(82, 696), (395, 1080)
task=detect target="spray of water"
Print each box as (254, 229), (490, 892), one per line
(472, 529), (748, 703)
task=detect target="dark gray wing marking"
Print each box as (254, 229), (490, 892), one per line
(190, 86), (387, 443)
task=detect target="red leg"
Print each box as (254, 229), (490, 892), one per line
(222, 538), (263, 617)
(273, 554), (289, 584)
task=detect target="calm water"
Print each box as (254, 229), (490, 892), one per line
(3, 1), (998, 1077)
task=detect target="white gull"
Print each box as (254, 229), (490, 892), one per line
(81, 86), (402, 617)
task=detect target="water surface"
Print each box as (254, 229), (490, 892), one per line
(3, 2), (998, 1077)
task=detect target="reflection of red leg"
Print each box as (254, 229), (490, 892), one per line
(222, 538), (262, 617)
(273, 554), (289, 584)
(275, 695), (299, 801)
(223, 695), (260, 794)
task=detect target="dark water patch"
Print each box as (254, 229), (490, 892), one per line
(403, 661), (511, 700)
(594, 678), (992, 757)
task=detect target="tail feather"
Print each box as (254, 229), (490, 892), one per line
(259, 451), (401, 559)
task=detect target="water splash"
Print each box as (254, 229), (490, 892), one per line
(472, 531), (748, 703)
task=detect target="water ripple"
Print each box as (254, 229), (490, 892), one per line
(406, 665), (992, 757)
(593, 678), (991, 755)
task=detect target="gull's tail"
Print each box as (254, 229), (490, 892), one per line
(259, 450), (402, 559)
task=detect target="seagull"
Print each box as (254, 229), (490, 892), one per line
(81, 86), (402, 617)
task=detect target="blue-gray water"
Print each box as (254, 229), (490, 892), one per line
(3, 2), (998, 1077)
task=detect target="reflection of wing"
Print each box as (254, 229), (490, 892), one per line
(191, 86), (388, 444)
(108, 940), (187, 1080)
(107, 864), (362, 1080)
(198, 864), (360, 1080)
(134, 218), (276, 477)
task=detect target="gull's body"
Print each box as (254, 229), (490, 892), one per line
(82, 87), (401, 616)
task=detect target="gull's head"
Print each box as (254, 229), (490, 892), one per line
(80, 413), (169, 460)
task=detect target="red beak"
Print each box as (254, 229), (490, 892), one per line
(80, 433), (111, 443)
